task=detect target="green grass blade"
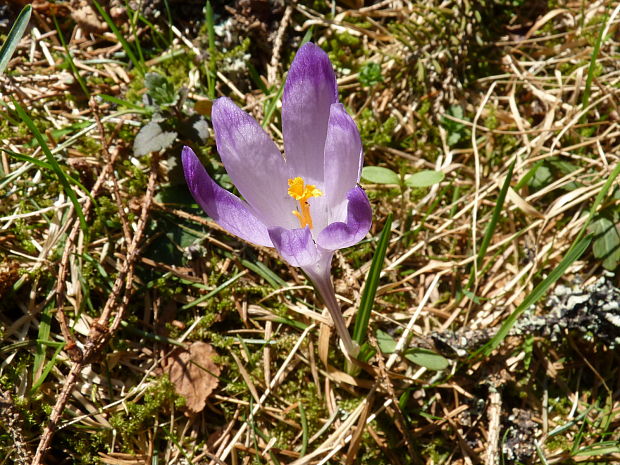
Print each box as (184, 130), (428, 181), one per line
(298, 403), (309, 456)
(53, 16), (90, 97)
(205, 1), (217, 99)
(128, 7), (146, 68)
(12, 99), (88, 232)
(0, 5), (31, 75)
(515, 160), (543, 190)
(181, 271), (245, 310)
(262, 83), (285, 129)
(2, 148), (96, 197)
(247, 62), (268, 94)
(352, 213), (393, 345)
(582, 20), (607, 111)
(300, 27), (314, 47)
(2, 147), (53, 171)
(32, 303), (53, 388)
(98, 93), (147, 111)
(162, 0), (174, 45)
(467, 158), (516, 290)
(31, 344), (64, 394)
(477, 234), (592, 357)
(92, 0), (145, 74)
(236, 256), (286, 288)
(575, 162), (620, 244)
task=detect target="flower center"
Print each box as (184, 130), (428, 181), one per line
(287, 177), (323, 229)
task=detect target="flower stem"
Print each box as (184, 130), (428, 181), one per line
(306, 269), (359, 359)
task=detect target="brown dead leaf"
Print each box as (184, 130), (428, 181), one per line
(164, 341), (220, 414)
(0, 260), (19, 298)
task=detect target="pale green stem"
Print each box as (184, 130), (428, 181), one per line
(305, 266), (359, 359)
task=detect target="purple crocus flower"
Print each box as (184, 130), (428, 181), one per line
(182, 42), (372, 356)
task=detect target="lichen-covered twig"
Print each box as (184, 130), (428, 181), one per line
(31, 102), (159, 465)
(426, 275), (620, 358)
(0, 389), (34, 465)
(53, 100), (122, 361)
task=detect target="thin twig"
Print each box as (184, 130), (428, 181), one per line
(31, 151), (158, 465)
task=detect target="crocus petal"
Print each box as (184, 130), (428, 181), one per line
(182, 146), (273, 247)
(282, 42), (337, 185)
(268, 226), (320, 268)
(323, 103), (363, 223)
(316, 186), (372, 251)
(212, 97), (297, 229)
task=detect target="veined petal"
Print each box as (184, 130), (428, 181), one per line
(316, 186), (372, 251)
(268, 226), (320, 268)
(323, 103), (363, 223)
(282, 42), (337, 185)
(212, 97), (297, 229)
(182, 146), (273, 247)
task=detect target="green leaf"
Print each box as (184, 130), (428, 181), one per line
(133, 120), (177, 156)
(442, 104), (467, 146)
(376, 330), (449, 371)
(145, 72), (176, 106)
(376, 330), (397, 353)
(353, 214), (392, 345)
(361, 166), (400, 185)
(403, 348), (449, 371)
(528, 163), (552, 190)
(589, 213), (620, 270)
(447, 131), (461, 146)
(447, 104), (463, 120)
(404, 170), (444, 188)
(0, 5), (31, 75)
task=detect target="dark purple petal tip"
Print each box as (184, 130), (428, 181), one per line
(317, 186), (372, 251)
(181, 146), (273, 247)
(283, 42), (338, 105)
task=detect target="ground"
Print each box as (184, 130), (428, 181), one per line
(1, 0), (620, 464)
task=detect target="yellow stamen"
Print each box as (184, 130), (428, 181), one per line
(287, 177), (323, 228)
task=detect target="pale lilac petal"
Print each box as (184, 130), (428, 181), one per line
(182, 146), (273, 247)
(268, 226), (320, 268)
(323, 103), (363, 223)
(316, 186), (372, 251)
(282, 42), (337, 185)
(212, 97), (297, 229)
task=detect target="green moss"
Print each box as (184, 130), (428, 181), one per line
(323, 31), (365, 71)
(419, 436), (451, 462)
(344, 240), (373, 269)
(157, 56), (193, 90)
(358, 108), (398, 147)
(109, 377), (182, 451)
(123, 159), (149, 197)
(61, 428), (108, 465)
(268, 364), (328, 444)
(74, 136), (102, 159)
(382, 290), (410, 310)
(92, 196), (120, 232)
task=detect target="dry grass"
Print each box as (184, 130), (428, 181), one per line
(1, 1), (620, 464)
